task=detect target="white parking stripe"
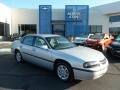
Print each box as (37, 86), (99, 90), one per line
(0, 48), (11, 52)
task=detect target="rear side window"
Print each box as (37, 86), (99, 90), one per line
(22, 36), (34, 46)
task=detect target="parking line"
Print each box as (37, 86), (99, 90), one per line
(0, 48), (11, 53)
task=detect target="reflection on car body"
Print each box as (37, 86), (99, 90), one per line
(11, 34), (109, 81)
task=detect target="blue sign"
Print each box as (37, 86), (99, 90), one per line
(65, 5), (89, 37)
(39, 5), (52, 34)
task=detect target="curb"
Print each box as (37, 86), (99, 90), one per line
(0, 41), (12, 44)
(0, 42), (12, 49)
(0, 48), (11, 55)
(0, 48), (11, 53)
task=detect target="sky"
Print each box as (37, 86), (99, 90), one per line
(0, 0), (119, 8)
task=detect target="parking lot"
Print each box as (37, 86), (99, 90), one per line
(0, 50), (119, 90)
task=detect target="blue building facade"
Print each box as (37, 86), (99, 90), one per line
(39, 5), (89, 37)
(39, 5), (52, 34)
(65, 5), (89, 37)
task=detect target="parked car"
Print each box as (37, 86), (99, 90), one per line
(85, 33), (112, 51)
(107, 34), (120, 57)
(73, 34), (94, 46)
(11, 33), (21, 41)
(11, 34), (109, 81)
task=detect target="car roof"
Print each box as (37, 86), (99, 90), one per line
(26, 34), (60, 38)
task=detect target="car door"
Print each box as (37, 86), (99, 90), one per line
(31, 36), (53, 70)
(20, 36), (35, 62)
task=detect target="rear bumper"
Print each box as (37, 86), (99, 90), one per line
(73, 66), (108, 80)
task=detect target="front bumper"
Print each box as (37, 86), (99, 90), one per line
(73, 66), (108, 80)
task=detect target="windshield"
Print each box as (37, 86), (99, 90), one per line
(90, 34), (104, 39)
(46, 36), (76, 50)
(115, 35), (120, 41)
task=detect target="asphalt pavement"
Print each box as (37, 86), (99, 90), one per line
(0, 51), (120, 90)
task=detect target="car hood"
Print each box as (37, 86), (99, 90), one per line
(78, 37), (87, 40)
(74, 38), (87, 41)
(74, 39), (86, 44)
(59, 46), (105, 62)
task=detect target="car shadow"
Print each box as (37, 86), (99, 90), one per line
(0, 75), (81, 90)
(0, 54), (81, 90)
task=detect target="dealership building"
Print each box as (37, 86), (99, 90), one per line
(0, 1), (120, 40)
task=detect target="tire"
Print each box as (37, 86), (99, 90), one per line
(15, 50), (23, 63)
(55, 62), (74, 82)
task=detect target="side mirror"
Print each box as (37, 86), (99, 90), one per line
(41, 45), (48, 49)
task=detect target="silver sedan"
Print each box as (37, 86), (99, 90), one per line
(11, 34), (109, 81)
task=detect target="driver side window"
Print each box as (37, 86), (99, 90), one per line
(34, 37), (48, 49)
(50, 38), (57, 48)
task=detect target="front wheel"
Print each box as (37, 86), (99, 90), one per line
(55, 62), (74, 82)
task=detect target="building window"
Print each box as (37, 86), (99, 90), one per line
(89, 25), (102, 33)
(18, 24), (37, 35)
(0, 22), (9, 36)
(0, 22), (4, 36)
(52, 24), (65, 36)
(109, 27), (120, 35)
(109, 15), (120, 22)
(52, 21), (65, 36)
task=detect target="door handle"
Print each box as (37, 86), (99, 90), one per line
(20, 45), (23, 49)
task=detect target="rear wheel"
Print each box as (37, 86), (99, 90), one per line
(15, 50), (23, 63)
(55, 62), (74, 82)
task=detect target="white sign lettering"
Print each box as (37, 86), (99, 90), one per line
(67, 12), (80, 19)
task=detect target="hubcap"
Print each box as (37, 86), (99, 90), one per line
(16, 52), (21, 62)
(57, 65), (69, 80)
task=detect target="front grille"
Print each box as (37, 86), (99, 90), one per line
(100, 59), (106, 64)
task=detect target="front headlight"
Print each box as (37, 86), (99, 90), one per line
(83, 61), (100, 68)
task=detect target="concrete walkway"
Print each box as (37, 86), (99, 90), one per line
(0, 41), (12, 54)
(0, 41), (12, 48)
